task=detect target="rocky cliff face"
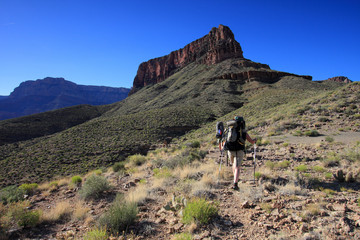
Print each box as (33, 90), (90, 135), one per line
(325, 76), (352, 83)
(130, 24), (244, 94)
(130, 25), (315, 95)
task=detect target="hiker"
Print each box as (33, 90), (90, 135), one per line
(223, 116), (256, 190)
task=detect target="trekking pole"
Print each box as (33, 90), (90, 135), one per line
(253, 143), (257, 184)
(218, 140), (223, 178)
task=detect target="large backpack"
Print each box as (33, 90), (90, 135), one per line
(215, 121), (224, 139)
(224, 119), (246, 151)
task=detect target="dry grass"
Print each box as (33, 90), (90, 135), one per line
(41, 201), (72, 222)
(58, 177), (70, 187)
(127, 184), (149, 205)
(73, 200), (90, 221)
(174, 165), (200, 179)
(278, 182), (307, 196)
(219, 167), (233, 181)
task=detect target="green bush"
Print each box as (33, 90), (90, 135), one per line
(304, 130), (319, 137)
(153, 167), (172, 178)
(254, 172), (262, 180)
(71, 176), (82, 185)
(182, 198), (218, 225)
(318, 117), (329, 122)
(265, 161), (275, 170)
(189, 140), (201, 148)
(0, 186), (24, 204)
(325, 136), (334, 143)
(6, 201), (40, 228)
(98, 194), (138, 235)
(18, 183), (38, 195)
(128, 154), (146, 166)
(324, 172), (333, 179)
(79, 174), (111, 200)
(83, 227), (108, 240)
(295, 165), (308, 172)
(276, 160), (291, 169)
(112, 162), (126, 172)
(16, 210), (41, 228)
(313, 166), (325, 173)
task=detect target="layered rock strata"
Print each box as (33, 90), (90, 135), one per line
(130, 24), (243, 94)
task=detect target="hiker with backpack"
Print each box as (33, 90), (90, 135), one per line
(216, 116), (256, 190)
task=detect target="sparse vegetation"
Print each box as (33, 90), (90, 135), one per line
(182, 198), (218, 225)
(98, 194), (138, 235)
(294, 165), (308, 172)
(71, 176), (82, 185)
(83, 227), (108, 240)
(79, 174), (111, 200)
(172, 232), (192, 240)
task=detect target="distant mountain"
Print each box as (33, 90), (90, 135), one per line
(0, 96), (8, 100)
(0, 77), (130, 120)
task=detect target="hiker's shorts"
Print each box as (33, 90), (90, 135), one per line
(228, 150), (244, 167)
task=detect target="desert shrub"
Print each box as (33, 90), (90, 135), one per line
(83, 227), (108, 240)
(254, 172), (262, 180)
(324, 172), (333, 179)
(188, 140), (201, 148)
(304, 130), (319, 137)
(199, 150), (208, 159)
(259, 202), (273, 214)
(341, 147), (360, 162)
(49, 181), (58, 188)
(182, 198), (218, 225)
(322, 152), (340, 167)
(292, 130), (303, 136)
(16, 210), (41, 228)
(153, 167), (172, 178)
(295, 165), (308, 172)
(172, 232), (192, 240)
(164, 149), (201, 169)
(276, 160), (291, 169)
(312, 166), (325, 173)
(265, 161), (275, 170)
(98, 194), (138, 235)
(325, 136), (334, 143)
(93, 169), (103, 175)
(71, 176), (82, 185)
(18, 183), (38, 195)
(320, 188), (336, 196)
(6, 201), (40, 228)
(318, 117), (329, 122)
(0, 185), (24, 204)
(79, 174), (111, 200)
(112, 162), (126, 172)
(128, 154), (146, 166)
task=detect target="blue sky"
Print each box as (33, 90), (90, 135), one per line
(1, 0), (359, 95)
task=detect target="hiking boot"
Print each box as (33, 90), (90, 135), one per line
(232, 183), (239, 190)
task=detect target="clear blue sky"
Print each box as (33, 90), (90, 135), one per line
(1, 0), (359, 95)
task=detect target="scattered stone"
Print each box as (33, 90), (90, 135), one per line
(241, 200), (254, 209)
(223, 220), (233, 226)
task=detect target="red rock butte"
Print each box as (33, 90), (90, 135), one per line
(130, 24), (244, 94)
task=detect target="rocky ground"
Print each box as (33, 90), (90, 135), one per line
(5, 129), (360, 240)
